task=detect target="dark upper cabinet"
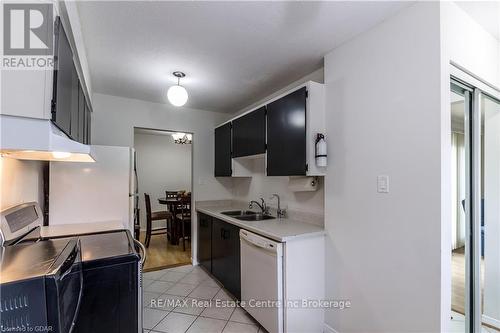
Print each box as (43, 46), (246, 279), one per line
(214, 123), (232, 177)
(211, 218), (241, 300)
(52, 19), (73, 137)
(232, 107), (266, 157)
(78, 83), (85, 143)
(52, 17), (92, 145)
(197, 213), (212, 273)
(266, 87), (307, 176)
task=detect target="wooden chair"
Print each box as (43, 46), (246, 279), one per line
(174, 196), (191, 251)
(144, 193), (172, 248)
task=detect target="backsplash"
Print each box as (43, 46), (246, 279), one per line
(0, 157), (45, 211)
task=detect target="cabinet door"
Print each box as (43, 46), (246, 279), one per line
(69, 64), (79, 140)
(232, 107), (266, 157)
(266, 87), (307, 176)
(52, 21), (73, 136)
(214, 123), (232, 176)
(197, 213), (212, 272)
(78, 83), (85, 143)
(86, 104), (92, 145)
(211, 219), (241, 299)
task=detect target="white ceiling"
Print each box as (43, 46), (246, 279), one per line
(456, 1), (500, 41)
(77, 1), (412, 113)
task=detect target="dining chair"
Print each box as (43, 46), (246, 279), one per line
(174, 196), (191, 251)
(144, 193), (172, 248)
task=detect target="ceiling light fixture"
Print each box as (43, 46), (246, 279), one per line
(172, 132), (192, 144)
(167, 71), (188, 107)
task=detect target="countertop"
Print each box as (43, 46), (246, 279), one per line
(196, 205), (325, 242)
(40, 220), (125, 238)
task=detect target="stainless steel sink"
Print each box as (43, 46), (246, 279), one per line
(234, 214), (275, 221)
(221, 210), (275, 221)
(221, 210), (257, 217)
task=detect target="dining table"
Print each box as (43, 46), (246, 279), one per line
(158, 196), (190, 245)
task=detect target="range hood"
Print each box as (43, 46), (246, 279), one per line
(0, 115), (94, 162)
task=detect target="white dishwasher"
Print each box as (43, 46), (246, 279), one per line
(240, 229), (284, 333)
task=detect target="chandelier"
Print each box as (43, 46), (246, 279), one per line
(171, 132), (192, 144)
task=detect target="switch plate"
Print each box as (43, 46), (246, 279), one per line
(377, 175), (389, 193)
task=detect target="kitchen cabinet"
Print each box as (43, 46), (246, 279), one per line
(267, 87), (307, 176)
(212, 218), (241, 299)
(214, 123), (232, 177)
(232, 107), (266, 157)
(51, 17), (92, 145)
(197, 213), (212, 272)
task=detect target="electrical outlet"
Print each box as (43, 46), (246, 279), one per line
(377, 175), (389, 193)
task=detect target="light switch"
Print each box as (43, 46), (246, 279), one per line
(377, 175), (389, 193)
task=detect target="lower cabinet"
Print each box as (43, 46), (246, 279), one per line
(197, 213), (241, 300)
(198, 213), (212, 272)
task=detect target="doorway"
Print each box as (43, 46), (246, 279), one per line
(450, 76), (500, 332)
(133, 127), (193, 271)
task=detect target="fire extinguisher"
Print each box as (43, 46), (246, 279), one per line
(315, 133), (327, 167)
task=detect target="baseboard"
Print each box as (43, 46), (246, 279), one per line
(324, 323), (339, 333)
(482, 314), (500, 330)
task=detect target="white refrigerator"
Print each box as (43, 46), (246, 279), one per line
(49, 145), (137, 232)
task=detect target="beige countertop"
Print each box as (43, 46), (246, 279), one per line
(196, 204), (325, 242)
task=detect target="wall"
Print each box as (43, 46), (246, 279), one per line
(324, 3), (443, 332)
(91, 93), (233, 262)
(0, 158), (45, 211)
(134, 131), (192, 230)
(228, 69), (325, 217)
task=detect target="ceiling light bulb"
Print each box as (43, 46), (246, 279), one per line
(52, 151), (71, 159)
(167, 85), (188, 107)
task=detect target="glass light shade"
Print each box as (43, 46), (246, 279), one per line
(167, 85), (188, 107)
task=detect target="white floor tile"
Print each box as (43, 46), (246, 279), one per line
(223, 321), (259, 333)
(153, 312), (197, 333)
(199, 277), (221, 288)
(145, 270), (168, 280)
(188, 285), (221, 300)
(181, 272), (209, 285)
(144, 292), (164, 308)
(213, 289), (234, 301)
(172, 298), (206, 316)
(143, 308), (170, 330)
(230, 307), (257, 325)
(170, 265), (195, 273)
(200, 300), (236, 320)
(152, 294), (186, 312)
(146, 281), (175, 294)
(186, 316), (227, 333)
(257, 326), (268, 333)
(143, 278), (155, 288)
(159, 271), (188, 283)
(166, 282), (197, 297)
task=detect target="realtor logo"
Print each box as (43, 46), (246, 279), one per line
(3, 3), (53, 55)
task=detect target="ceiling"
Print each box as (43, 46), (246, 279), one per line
(456, 1), (500, 41)
(77, 1), (411, 113)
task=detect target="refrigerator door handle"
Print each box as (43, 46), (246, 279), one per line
(133, 239), (147, 268)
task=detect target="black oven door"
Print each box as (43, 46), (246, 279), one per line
(46, 239), (83, 333)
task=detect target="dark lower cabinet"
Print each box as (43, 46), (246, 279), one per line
(212, 219), (241, 300)
(266, 87), (307, 176)
(197, 214), (241, 300)
(198, 213), (212, 272)
(215, 123), (232, 176)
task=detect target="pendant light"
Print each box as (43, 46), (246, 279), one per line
(167, 71), (188, 107)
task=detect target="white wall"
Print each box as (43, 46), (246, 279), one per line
(91, 93), (233, 262)
(323, 3), (443, 332)
(0, 158), (45, 211)
(134, 131), (192, 230)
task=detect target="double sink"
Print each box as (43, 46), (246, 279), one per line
(221, 210), (275, 221)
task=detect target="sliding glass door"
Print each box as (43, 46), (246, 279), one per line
(450, 77), (500, 333)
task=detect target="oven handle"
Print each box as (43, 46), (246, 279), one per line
(133, 238), (147, 268)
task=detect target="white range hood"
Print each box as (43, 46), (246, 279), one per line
(0, 115), (94, 162)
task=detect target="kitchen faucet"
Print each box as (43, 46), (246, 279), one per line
(270, 194), (286, 218)
(249, 198), (269, 215)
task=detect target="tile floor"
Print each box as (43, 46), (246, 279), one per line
(143, 264), (267, 333)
